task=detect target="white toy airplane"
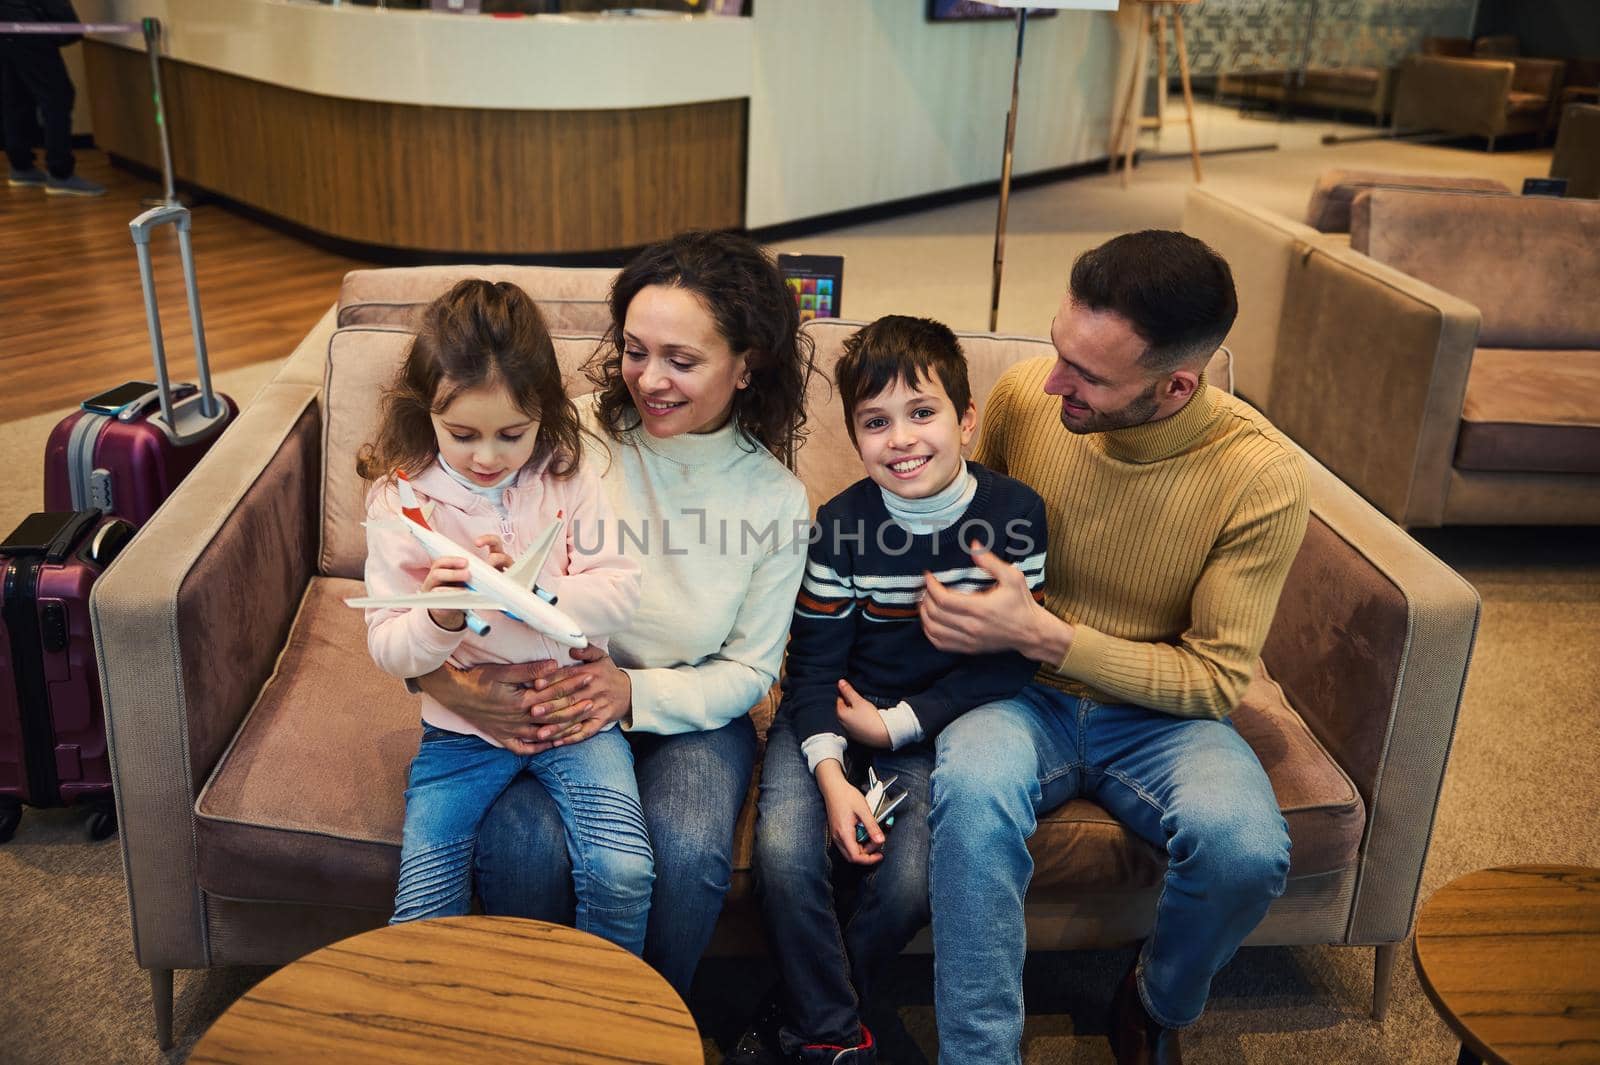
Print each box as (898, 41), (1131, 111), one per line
(345, 469), (588, 648)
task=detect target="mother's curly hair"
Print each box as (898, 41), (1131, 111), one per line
(585, 230), (817, 469)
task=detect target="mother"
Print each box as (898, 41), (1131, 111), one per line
(416, 230), (814, 995)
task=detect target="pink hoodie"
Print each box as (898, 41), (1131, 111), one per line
(362, 453), (641, 746)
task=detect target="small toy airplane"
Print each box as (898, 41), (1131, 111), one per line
(345, 469), (588, 648)
(855, 766), (909, 844)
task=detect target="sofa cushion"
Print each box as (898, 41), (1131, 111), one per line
(796, 319), (1232, 513)
(1505, 91), (1549, 116)
(196, 581), (1361, 912)
(319, 327), (606, 579)
(338, 265), (616, 332)
(1304, 169), (1510, 233)
(1350, 189), (1600, 348)
(1455, 348), (1600, 474)
(194, 577), (410, 911)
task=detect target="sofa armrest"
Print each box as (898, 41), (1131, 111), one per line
(1270, 236), (1480, 527)
(1510, 57), (1564, 100)
(1262, 452), (1479, 944)
(1181, 187), (1325, 410)
(1394, 55), (1515, 137)
(91, 383), (323, 971)
(273, 304), (338, 389)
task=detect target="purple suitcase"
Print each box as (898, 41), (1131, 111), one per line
(43, 204), (235, 526)
(0, 511), (136, 843)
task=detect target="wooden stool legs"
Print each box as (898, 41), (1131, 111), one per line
(1108, 2), (1203, 186)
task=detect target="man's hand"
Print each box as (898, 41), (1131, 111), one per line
(817, 760), (884, 865)
(920, 542), (1072, 664)
(835, 679), (890, 749)
(529, 644), (632, 745)
(415, 661), (557, 755)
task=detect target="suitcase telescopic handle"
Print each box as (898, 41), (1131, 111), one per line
(129, 204), (219, 426)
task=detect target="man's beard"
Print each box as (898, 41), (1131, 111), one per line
(1057, 379), (1163, 435)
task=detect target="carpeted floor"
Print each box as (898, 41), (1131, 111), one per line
(2, 109), (1595, 1064)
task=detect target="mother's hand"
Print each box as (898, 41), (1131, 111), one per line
(529, 644), (632, 745)
(415, 661), (560, 756)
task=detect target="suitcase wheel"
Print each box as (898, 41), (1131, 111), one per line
(86, 809), (117, 842)
(0, 798), (20, 845)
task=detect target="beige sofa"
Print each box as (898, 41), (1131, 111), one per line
(1219, 66), (1397, 124)
(1186, 185), (1600, 527)
(93, 267), (1480, 1048)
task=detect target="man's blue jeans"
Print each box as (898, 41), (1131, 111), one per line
(929, 684), (1290, 1064)
(476, 714), (757, 997)
(754, 712), (933, 1053)
(394, 725), (654, 956)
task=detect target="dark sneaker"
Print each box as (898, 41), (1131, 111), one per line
(726, 996), (787, 1064)
(7, 167), (47, 187)
(45, 174), (106, 197)
(797, 1025), (877, 1065)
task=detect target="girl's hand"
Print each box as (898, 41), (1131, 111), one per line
(529, 645), (633, 744)
(817, 760), (883, 865)
(474, 534), (513, 572)
(421, 555), (470, 630)
(835, 679), (891, 749)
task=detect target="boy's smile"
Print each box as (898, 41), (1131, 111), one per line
(852, 373), (978, 501)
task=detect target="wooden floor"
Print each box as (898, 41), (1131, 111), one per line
(0, 151), (364, 422)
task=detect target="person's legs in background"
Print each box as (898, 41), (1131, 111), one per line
(1085, 701), (1290, 1030)
(0, 38), (101, 195)
(1, 50), (45, 183)
(632, 714), (758, 999)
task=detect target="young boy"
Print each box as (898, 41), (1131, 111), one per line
(738, 316), (1047, 1065)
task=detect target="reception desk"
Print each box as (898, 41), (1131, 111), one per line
(82, 1), (1125, 258)
(83, 0), (751, 257)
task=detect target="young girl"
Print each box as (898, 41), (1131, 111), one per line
(355, 279), (652, 951)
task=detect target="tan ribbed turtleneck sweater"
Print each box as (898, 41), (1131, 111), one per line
(974, 359), (1309, 719)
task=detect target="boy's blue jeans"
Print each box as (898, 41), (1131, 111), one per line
(753, 712), (934, 1054)
(929, 684), (1290, 1064)
(392, 724), (654, 955)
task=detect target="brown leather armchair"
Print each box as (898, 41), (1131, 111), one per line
(1393, 53), (1566, 149)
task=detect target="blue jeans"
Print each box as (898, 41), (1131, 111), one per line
(754, 712), (933, 1053)
(476, 714), (758, 997)
(929, 685), (1290, 1064)
(394, 724), (654, 955)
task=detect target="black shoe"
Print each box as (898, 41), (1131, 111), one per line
(1110, 958), (1182, 1065)
(726, 996), (787, 1065)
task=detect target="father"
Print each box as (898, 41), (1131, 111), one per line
(919, 230), (1308, 1065)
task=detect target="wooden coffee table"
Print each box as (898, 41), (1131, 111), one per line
(189, 916), (702, 1064)
(1413, 865), (1600, 1065)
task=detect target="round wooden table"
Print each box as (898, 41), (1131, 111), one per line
(1413, 865), (1600, 1065)
(189, 916), (703, 1064)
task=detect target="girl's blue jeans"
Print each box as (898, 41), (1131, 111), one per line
(392, 723), (654, 956)
(929, 684), (1291, 1064)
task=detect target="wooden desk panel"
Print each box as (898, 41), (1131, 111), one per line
(84, 41), (746, 257)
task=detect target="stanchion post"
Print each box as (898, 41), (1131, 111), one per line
(989, 8), (1027, 333)
(141, 17), (179, 207)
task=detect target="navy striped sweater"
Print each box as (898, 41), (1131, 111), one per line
(782, 462), (1049, 749)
